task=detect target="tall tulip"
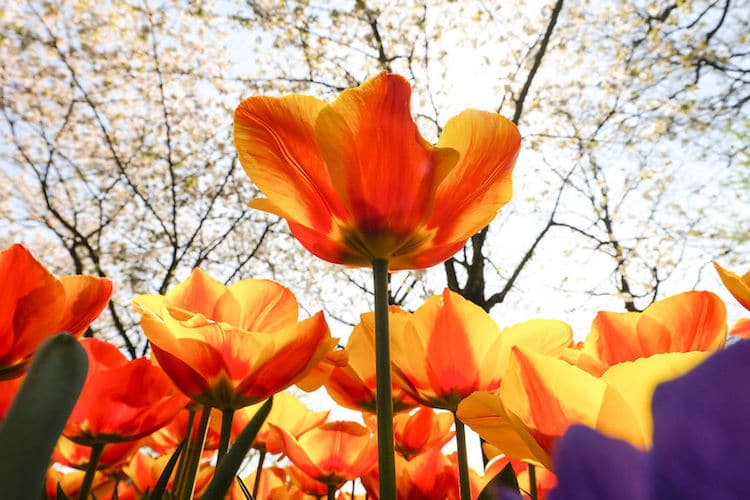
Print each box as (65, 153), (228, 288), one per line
(235, 71), (520, 498)
(0, 243), (112, 379)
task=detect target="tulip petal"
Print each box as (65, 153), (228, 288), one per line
(316, 72), (457, 241)
(235, 94), (346, 232)
(457, 390), (552, 469)
(57, 276), (112, 336)
(583, 311), (640, 371)
(714, 261), (750, 311)
(495, 319), (574, 379)
(217, 279), (298, 331)
(548, 425), (649, 500)
(600, 351), (709, 444)
(650, 338), (750, 499)
(0, 244), (65, 368)
(432, 109), (520, 243)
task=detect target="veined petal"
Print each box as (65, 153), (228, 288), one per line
(714, 261), (750, 311)
(501, 347), (644, 453)
(217, 278), (298, 331)
(235, 94), (346, 232)
(495, 319), (574, 378)
(0, 244), (65, 368)
(57, 275), (112, 336)
(636, 291), (726, 354)
(316, 72), (457, 241)
(457, 390), (552, 468)
(583, 311), (640, 372)
(431, 110), (520, 244)
(236, 312), (333, 406)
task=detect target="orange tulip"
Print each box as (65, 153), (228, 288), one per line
(457, 346), (708, 469)
(134, 268), (335, 409)
(46, 468), (117, 500)
(234, 72), (520, 270)
(231, 467), (307, 500)
(580, 291), (726, 375)
(270, 421), (378, 487)
(64, 338), (188, 446)
(231, 391), (329, 454)
(325, 309), (418, 413)
(390, 290), (573, 412)
(391, 407), (455, 459)
(483, 456), (556, 500)
(0, 243), (112, 379)
(714, 261), (750, 311)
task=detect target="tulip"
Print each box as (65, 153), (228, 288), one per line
(270, 421), (378, 498)
(0, 243), (112, 379)
(546, 338), (750, 500)
(457, 346), (707, 469)
(134, 268), (334, 411)
(235, 71), (520, 499)
(325, 309), (418, 413)
(64, 338), (187, 446)
(714, 261), (750, 311)
(234, 72), (520, 271)
(391, 407), (455, 459)
(580, 291), (726, 375)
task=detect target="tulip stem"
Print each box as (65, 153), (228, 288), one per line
(528, 464), (538, 500)
(252, 449), (267, 498)
(176, 406), (211, 500)
(327, 483), (336, 500)
(218, 408), (235, 465)
(453, 412), (471, 500)
(372, 258), (397, 499)
(78, 442), (104, 500)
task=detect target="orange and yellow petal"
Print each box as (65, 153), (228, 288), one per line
(600, 351), (710, 444)
(219, 278), (298, 332)
(637, 290), (726, 353)
(431, 109), (520, 244)
(730, 318), (750, 338)
(57, 275), (112, 336)
(316, 72), (457, 242)
(457, 390), (552, 468)
(235, 94), (346, 232)
(714, 261), (750, 311)
(392, 289), (502, 410)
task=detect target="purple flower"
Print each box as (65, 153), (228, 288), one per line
(549, 338), (750, 500)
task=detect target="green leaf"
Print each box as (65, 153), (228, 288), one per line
(150, 439), (185, 500)
(202, 397), (273, 499)
(0, 333), (88, 498)
(478, 462), (520, 500)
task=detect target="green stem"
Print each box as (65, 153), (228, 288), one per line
(528, 463), (538, 500)
(327, 483), (336, 500)
(177, 406), (211, 500)
(372, 258), (396, 499)
(218, 408), (235, 465)
(77, 442), (105, 500)
(172, 407), (196, 496)
(453, 412), (471, 500)
(252, 449), (267, 499)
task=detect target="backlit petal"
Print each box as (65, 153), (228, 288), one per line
(457, 390), (552, 468)
(57, 275), (112, 336)
(235, 94), (346, 231)
(432, 109), (520, 244)
(714, 261), (750, 311)
(0, 244), (65, 370)
(217, 278), (298, 331)
(600, 351), (709, 445)
(316, 72), (457, 241)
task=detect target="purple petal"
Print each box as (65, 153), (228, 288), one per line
(548, 424), (649, 500)
(651, 338), (750, 499)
